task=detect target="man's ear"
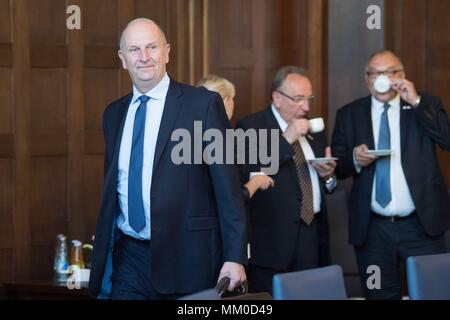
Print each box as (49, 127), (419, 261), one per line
(272, 91), (280, 108)
(165, 43), (171, 63)
(118, 50), (127, 70)
(364, 74), (371, 87)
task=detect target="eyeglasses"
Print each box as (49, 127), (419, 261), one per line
(366, 69), (404, 79)
(276, 90), (315, 105)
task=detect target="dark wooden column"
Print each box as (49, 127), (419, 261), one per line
(327, 0), (385, 297)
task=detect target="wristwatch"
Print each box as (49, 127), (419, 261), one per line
(325, 175), (335, 185)
(412, 95), (421, 108)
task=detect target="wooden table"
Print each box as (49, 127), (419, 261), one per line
(3, 279), (91, 300)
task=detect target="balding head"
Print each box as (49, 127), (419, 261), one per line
(365, 50), (404, 73)
(119, 18), (167, 50)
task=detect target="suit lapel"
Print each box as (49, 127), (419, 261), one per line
(360, 97), (375, 150)
(400, 99), (412, 155)
(152, 79), (183, 176)
(112, 94), (133, 169)
(306, 133), (322, 156)
(262, 107), (282, 131)
(263, 107), (301, 191)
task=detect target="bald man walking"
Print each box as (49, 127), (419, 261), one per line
(89, 18), (247, 300)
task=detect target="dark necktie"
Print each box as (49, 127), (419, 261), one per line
(375, 103), (392, 208)
(128, 95), (150, 232)
(292, 141), (314, 225)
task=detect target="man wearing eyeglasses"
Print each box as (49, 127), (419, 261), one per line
(331, 50), (450, 300)
(236, 66), (337, 294)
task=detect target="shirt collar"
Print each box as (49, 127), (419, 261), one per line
(271, 103), (288, 132)
(371, 93), (401, 112)
(131, 73), (170, 105)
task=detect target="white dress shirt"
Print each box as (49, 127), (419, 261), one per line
(370, 95), (415, 216)
(117, 73), (170, 239)
(271, 104), (324, 214)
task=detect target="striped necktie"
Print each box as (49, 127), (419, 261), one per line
(292, 141), (314, 225)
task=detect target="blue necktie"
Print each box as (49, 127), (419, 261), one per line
(375, 103), (392, 208)
(128, 95), (150, 232)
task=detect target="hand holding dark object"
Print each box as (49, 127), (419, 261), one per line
(215, 276), (248, 298)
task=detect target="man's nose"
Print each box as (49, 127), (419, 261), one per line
(302, 103), (310, 113)
(139, 49), (150, 61)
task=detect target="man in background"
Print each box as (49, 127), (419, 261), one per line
(237, 66), (336, 294)
(331, 50), (450, 299)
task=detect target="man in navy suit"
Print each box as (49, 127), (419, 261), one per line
(88, 18), (247, 299)
(237, 66), (337, 294)
(331, 50), (450, 299)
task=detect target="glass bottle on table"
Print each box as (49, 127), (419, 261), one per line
(69, 240), (85, 274)
(53, 234), (69, 282)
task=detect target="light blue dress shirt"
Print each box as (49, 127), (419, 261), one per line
(352, 94), (415, 216)
(370, 95), (415, 216)
(117, 73), (170, 240)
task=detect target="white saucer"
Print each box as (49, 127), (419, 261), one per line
(366, 149), (393, 157)
(307, 157), (338, 164)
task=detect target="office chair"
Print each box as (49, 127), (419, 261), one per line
(272, 265), (347, 300)
(407, 252), (450, 300)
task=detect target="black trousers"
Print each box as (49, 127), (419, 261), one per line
(110, 232), (182, 300)
(355, 213), (446, 300)
(248, 216), (321, 295)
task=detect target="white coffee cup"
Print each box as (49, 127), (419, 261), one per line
(373, 75), (391, 93)
(250, 172), (267, 178)
(309, 117), (325, 133)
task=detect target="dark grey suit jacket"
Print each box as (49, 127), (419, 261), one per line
(332, 93), (450, 246)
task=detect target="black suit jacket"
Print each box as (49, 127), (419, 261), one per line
(331, 93), (450, 246)
(89, 79), (247, 298)
(236, 107), (331, 270)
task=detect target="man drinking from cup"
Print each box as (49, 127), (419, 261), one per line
(331, 50), (450, 300)
(236, 66), (337, 294)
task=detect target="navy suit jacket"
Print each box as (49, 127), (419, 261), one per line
(331, 93), (450, 246)
(89, 78), (247, 298)
(236, 107), (331, 270)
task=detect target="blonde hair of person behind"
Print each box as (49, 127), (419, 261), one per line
(197, 75), (235, 100)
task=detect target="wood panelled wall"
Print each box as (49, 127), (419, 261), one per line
(0, 0), (326, 288)
(0, 0), (449, 291)
(385, 0), (450, 185)
(0, 0), (208, 286)
(207, 0), (327, 126)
